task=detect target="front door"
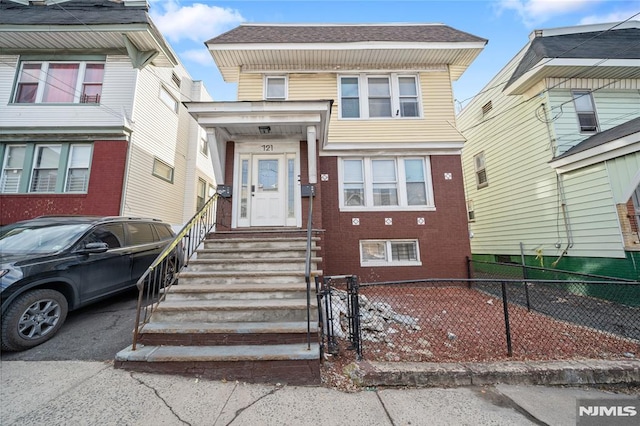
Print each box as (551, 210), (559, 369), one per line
(234, 144), (300, 228)
(251, 154), (286, 226)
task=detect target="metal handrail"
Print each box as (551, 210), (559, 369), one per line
(304, 188), (314, 350)
(131, 193), (221, 350)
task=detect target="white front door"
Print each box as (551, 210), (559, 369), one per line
(251, 154), (286, 226)
(234, 142), (301, 228)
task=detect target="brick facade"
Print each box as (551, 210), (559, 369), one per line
(319, 155), (471, 281)
(0, 140), (128, 225)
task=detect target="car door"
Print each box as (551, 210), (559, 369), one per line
(73, 223), (132, 303)
(126, 222), (166, 282)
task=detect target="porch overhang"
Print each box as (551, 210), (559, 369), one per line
(184, 100), (333, 185)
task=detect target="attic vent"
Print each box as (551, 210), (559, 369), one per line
(171, 72), (181, 88)
(481, 100), (493, 116)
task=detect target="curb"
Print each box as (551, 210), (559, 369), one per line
(356, 359), (640, 387)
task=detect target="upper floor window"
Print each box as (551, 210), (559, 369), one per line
(339, 156), (434, 210)
(339, 74), (420, 119)
(196, 178), (207, 211)
(14, 61), (104, 104)
(159, 86), (178, 112)
(572, 91), (598, 133)
(474, 152), (488, 189)
(1, 143), (92, 194)
(264, 76), (287, 100)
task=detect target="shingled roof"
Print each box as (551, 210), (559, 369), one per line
(505, 28), (640, 90)
(553, 116), (640, 161)
(0, 0), (150, 25)
(207, 23), (487, 45)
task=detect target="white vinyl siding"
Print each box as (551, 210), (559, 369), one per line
(459, 45), (635, 260)
(0, 55), (136, 129)
(549, 89), (640, 155)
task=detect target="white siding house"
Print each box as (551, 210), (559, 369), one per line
(459, 21), (640, 280)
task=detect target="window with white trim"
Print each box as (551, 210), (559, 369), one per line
(340, 157), (433, 210)
(199, 137), (208, 156)
(360, 240), (421, 267)
(474, 152), (488, 189)
(152, 158), (174, 183)
(0, 143), (92, 194)
(13, 61), (104, 104)
(159, 86), (178, 112)
(264, 76), (287, 100)
(572, 90), (598, 133)
(196, 178), (207, 211)
(339, 74), (420, 119)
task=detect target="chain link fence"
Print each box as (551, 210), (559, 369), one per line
(318, 266), (640, 363)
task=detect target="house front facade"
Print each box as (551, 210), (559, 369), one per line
(188, 23), (487, 281)
(458, 21), (640, 280)
(0, 0), (215, 226)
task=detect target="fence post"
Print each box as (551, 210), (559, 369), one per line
(466, 256), (472, 288)
(347, 275), (362, 360)
(519, 242), (531, 311)
(500, 281), (513, 357)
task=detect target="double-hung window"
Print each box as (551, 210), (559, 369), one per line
(572, 90), (598, 133)
(339, 74), (420, 119)
(340, 157), (433, 210)
(474, 152), (488, 189)
(14, 61), (104, 104)
(0, 143), (92, 194)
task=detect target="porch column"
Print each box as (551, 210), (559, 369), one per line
(207, 130), (225, 185)
(307, 125), (317, 184)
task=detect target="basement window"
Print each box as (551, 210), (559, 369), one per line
(360, 239), (421, 267)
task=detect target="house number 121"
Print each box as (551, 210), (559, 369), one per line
(261, 144), (274, 151)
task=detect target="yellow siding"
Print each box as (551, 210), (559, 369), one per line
(236, 71), (463, 144)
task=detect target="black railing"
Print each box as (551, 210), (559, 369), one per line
(131, 193), (220, 350)
(304, 190), (314, 350)
(317, 275), (362, 360)
(320, 277), (640, 363)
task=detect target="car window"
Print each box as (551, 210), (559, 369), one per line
(154, 224), (174, 240)
(126, 223), (157, 245)
(0, 223), (90, 254)
(81, 224), (125, 249)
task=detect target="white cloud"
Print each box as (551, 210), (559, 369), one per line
(494, 0), (604, 26)
(149, 0), (245, 43)
(180, 48), (214, 65)
(580, 8), (640, 25)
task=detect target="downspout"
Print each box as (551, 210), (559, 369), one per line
(540, 102), (573, 267)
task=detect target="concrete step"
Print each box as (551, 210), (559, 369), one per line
(137, 321), (318, 346)
(203, 237), (318, 250)
(185, 257), (321, 272)
(150, 299), (318, 323)
(163, 283), (312, 301)
(177, 270), (322, 285)
(196, 247), (319, 259)
(115, 343), (321, 385)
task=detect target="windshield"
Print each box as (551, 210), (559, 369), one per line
(0, 223), (91, 255)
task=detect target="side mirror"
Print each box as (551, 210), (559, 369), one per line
(81, 242), (109, 254)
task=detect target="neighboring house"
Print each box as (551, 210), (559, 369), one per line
(186, 23), (487, 281)
(458, 21), (640, 280)
(0, 0), (215, 226)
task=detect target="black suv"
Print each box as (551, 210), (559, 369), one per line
(0, 216), (179, 351)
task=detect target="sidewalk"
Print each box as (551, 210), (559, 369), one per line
(1, 360), (638, 426)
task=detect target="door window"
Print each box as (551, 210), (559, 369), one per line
(82, 224), (125, 249)
(258, 159), (278, 191)
(126, 223), (157, 245)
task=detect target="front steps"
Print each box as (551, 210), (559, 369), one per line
(115, 231), (322, 385)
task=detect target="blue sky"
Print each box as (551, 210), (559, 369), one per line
(148, 0), (640, 109)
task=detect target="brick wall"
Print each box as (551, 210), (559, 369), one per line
(319, 155), (471, 281)
(0, 140), (128, 225)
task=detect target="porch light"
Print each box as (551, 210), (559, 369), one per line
(259, 126), (271, 134)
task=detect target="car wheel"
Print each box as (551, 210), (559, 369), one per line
(1, 289), (69, 352)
